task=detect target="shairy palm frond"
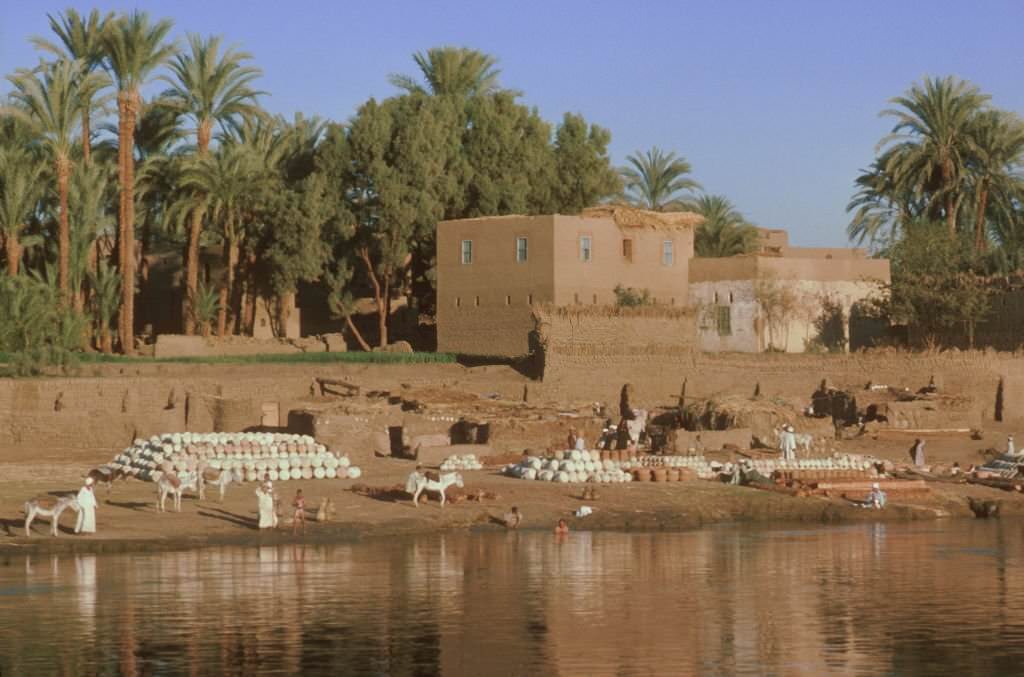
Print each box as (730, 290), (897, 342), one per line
(5, 58), (109, 300)
(87, 259), (119, 353)
(964, 110), (1024, 251)
(178, 143), (264, 242)
(31, 9), (114, 67)
(135, 149), (189, 244)
(50, 309), (86, 371)
(0, 146), (46, 272)
(223, 113), (289, 167)
(192, 279), (220, 335)
(26, 263), (61, 296)
(162, 185), (205, 239)
(4, 58), (103, 156)
(92, 97), (185, 161)
(30, 8), (114, 163)
(288, 112), (326, 142)
(847, 153), (909, 245)
(690, 194), (758, 257)
(101, 11), (176, 91)
(88, 260), (120, 329)
(877, 76), (990, 235)
(390, 47), (508, 98)
(619, 147), (702, 211)
(159, 32), (264, 148)
(68, 161), (114, 291)
(0, 274), (84, 375)
(134, 99), (186, 159)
